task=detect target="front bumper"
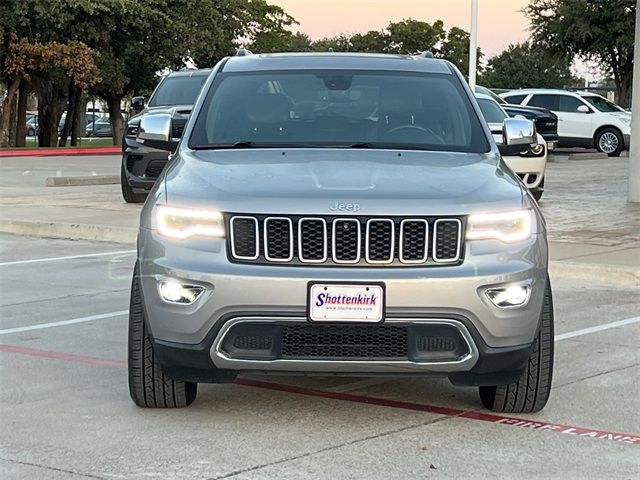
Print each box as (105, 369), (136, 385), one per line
(138, 227), (547, 382)
(122, 136), (169, 192)
(503, 154), (546, 190)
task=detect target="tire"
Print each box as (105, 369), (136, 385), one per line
(121, 163), (147, 203)
(27, 127), (35, 137)
(595, 127), (624, 157)
(478, 279), (554, 413)
(128, 264), (198, 408)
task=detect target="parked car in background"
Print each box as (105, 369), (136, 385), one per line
(26, 115), (38, 136)
(476, 93), (547, 201)
(500, 89), (631, 156)
(58, 112), (100, 136)
(120, 68), (211, 203)
(475, 86), (558, 150)
(85, 117), (113, 137)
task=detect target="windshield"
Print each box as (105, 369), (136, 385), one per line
(189, 70), (489, 153)
(477, 98), (508, 124)
(148, 74), (208, 107)
(582, 95), (623, 113)
(476, 86), (506, 104)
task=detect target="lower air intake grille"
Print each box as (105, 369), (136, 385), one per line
(281, 324), (408, 359)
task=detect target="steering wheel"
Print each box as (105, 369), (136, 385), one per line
(384, 125), (445, 144)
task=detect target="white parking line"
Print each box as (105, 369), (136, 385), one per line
(555, 316), (640, 341)
(0, 250), (136, 267)
(0, 310), (128, 335)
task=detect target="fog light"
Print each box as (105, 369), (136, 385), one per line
(158, 280), (205, 305)
(486, 285), (530, 308)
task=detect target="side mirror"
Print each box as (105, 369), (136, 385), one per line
(131, 96), (145, 112)
(577, 105), (590, 114)
(137, 113), (177, 151)
(498, 117), (537, 156)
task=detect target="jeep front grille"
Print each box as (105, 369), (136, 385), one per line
(227, 214), (464, 267)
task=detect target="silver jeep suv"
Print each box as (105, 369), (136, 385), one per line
(129, 52), (554, 413)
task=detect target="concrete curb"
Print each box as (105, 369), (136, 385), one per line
(45, 175), (120, 187)
(567, 152), (608, 161)
(0, 147), (121, 157)
(549, 261), (640, 288)
(0, 219), (137, 244)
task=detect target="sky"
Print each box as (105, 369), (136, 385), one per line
(270, 0), (532, 57)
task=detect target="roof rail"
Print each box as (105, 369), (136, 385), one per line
(235, 47), (253, 57)
(417, 51), (434, 58)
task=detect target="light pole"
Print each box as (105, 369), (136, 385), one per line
(628, 0), (640, 202)
(469, 0), (478, 89)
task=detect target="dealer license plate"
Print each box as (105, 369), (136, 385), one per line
(308, 283), (384, 323)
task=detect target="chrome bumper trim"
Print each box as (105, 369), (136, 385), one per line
(210, 317), (479, 373)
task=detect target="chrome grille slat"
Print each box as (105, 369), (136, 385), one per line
(399, 219), (428, 263)
(432, 218), (462, 263)
(332, 218), (361, 263)
(366, 219), (394, 264)
(298, 217), (327, 263)
(230, 216), (259, 260)
(228, 215), (462, 266)
(264, 217), (293, 262)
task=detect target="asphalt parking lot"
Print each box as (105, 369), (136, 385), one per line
(0, 232), (638, 479)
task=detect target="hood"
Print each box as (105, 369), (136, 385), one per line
(503, 104), (556, 120)
(609, 111), (631, 120)
(163, 149), (524, 216)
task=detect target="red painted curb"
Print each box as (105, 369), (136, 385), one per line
(2, 343), (639, 446)
(0, 147), (121, 157)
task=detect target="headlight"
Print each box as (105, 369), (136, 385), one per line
(466, 209), (533, 243)
(619, 117), (631, 126)
(157, 206), (224, 239)
(126, 122), (140, 137)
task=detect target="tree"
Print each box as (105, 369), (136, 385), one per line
(439, 27), (482, 77)
(479, 42), (577, 89)
(350, 31), (390, 53)
(311, 35), (353, 52)
(250, 31), (312, 53)
(386, 19), (445, 54)
(526, 0), (635, 106)
(0, 36), (99, 147)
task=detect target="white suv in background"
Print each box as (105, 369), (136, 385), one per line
(500, 89), (631, 157)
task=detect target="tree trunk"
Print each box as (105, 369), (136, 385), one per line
(15, 82), (29, 148)
(36, 81), (65, 147)
(0, 76), (20, 147)
(8, 93), (18, 147)
(616, 75), (632, 108)
(104, 94), (124, 146)
(59, 84), (80, 147)
(71, 90), (84, 146)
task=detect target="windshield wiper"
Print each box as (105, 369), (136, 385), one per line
(347, 142), (371, 148)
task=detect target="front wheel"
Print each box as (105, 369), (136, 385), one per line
(595, 128), (624, 157)
(479, 279), (554, 413)
(128, 264), (198, 408)
(121, 164), (147, 203)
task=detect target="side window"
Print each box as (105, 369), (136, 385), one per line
(503, 94), (526, 104)
(558, 95), (588, 113)
(527, 94), (559, 110)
